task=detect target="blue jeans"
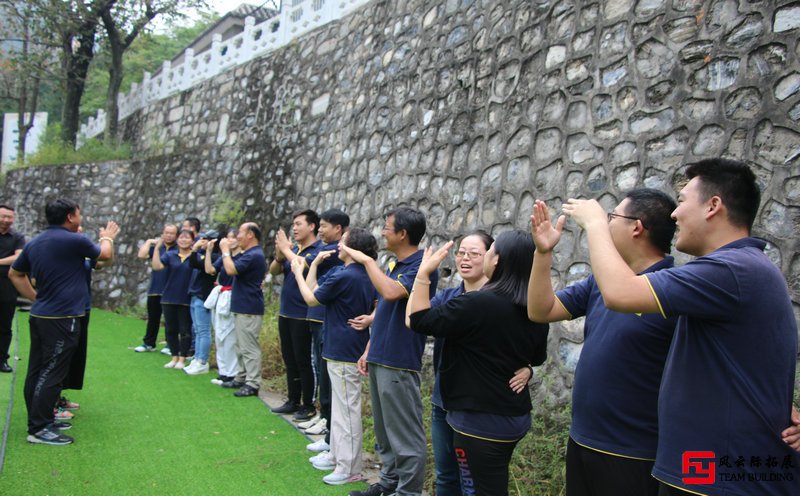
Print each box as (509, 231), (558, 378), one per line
(189, 296), (212, 361)
(432, 404), (462, 496)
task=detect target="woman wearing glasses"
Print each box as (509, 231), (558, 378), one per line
(407, 230), (549, 496)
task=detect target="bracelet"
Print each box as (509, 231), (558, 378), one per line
(99, 237), (114, 244)
(414, 278), (431, 285)
(222, 252), (231, 258)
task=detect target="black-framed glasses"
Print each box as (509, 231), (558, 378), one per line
(607, 212), (648, 229)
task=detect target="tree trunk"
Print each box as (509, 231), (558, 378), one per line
(60, 25), (98, 147)
(103, 30), (124, 145)
(15, 25), (41, 165)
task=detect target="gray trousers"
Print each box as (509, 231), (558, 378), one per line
(369, 363), (426, 496)
(233, 313), (262, 389)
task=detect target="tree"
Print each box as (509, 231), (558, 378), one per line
(100, 0), (207, 144)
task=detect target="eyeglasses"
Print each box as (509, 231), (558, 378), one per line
(455, 250), (485, 259)
(607, 212), (648, 229)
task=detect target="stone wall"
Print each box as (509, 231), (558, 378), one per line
(5, 0), (800, 401)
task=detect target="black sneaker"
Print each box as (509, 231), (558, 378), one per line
(348, 483), (396, 496)
(51, 421), (72, 431)
(270, 401), (299, 414)
(27, 427), (74, 445)
(233, 385), (259, 397)
(292, 405), (317, 422)
(0, 361), (11, 373)
(221, 380), (245, 389)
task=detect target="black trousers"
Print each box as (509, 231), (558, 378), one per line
(278, 316), (314, 407)
(142, 294), (162, 348)
(0, 299), (16, 362)
(566, 437), (658, 496)
(24, 316), (80, 433)
(162, 304), (191, 357)
(452, 430), (521, 496)
(310, 322), (332, 442)
(63, 312), (90, 391)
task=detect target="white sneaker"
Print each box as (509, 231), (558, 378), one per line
(210, 378), (224, 386)
(185, 360), (209, 375)
(312, 457), (336, 471)
(323, 472), (365, 485)
(306, 438), (330, 452)
(160, 347), (171, 355)
(164, 360), (177, 369)
(305, 418), (328, 435)
(174, 361), (185, 370)
(309, 451), (333, 464)
(297, 414), (322, 430)
(134, 344), (155, 352)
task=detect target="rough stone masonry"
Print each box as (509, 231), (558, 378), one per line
(4, 0), (800, 400)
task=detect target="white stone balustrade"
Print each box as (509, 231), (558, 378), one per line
(78, 0), (372, 143)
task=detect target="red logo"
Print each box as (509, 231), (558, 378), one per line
(682, 451), (716, 484)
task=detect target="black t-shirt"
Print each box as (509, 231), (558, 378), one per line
(0, 229), (25, 278)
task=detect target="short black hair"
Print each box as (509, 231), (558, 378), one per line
(244, 222), (262, 242)
(0, 204), (15, 211)
(344, 227), (378, 259)
(320, 208), (350, 229)
(293, 209), (320, 235)
(459, 229), (494, 251)
(184, 217), (201, 234)
(624, 188), (677, 254)
(482, 230), (535, 307)
(45, 199), (80, 226)
(685, 158), (760, 231)
(386, 207), (426, 246)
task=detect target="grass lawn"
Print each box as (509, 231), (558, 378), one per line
(0, 309), (366, 495)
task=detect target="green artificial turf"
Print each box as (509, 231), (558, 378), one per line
(0, 309), (365, 495)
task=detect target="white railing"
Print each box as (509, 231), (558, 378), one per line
(78, 0), (371, 145)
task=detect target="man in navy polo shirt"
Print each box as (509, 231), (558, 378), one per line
(528, 189), (679, 496)
(305, 208), (349, 446)
(341, 207), (438, 496)
(563, 159), (799, 495)
(0, 204), (25, 373)
(219, 221), (267, 398)
(268, 209), (322, 420)
(134, 224), (178, 353)
(9, 199), (119, 445)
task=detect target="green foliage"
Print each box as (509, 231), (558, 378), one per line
(80, 15), (217, 121)
(19, 123), (131, 167)
(211, 194), (246, 228)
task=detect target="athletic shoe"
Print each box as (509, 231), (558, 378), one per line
(134, 344), (155, 352)
(305, 418), (328, 435)
(51, 421), (72, 431)
(0, 361), (12, 373)
(164, 361), (177, 369)
(185, 360), (209, 375)
(323, 472), (366, 485)
(312, 457), (336, 471)
(221, 380), (245, 389)
(210, 378), (224, 386)
(57, 397), (80, 411)
(174, 361), (185, 370)
(309, 451), (333, 464)
(306, 438), (330, 452)
(292, 405), (316, 422)
(270, 401), (299, 414)
(160, 347), (171, 355)
(54, 408), (74, 421)
(27, 427), (74, 445)
(297, 414), (321, 429)
(348, 483), (396, 496)
(233, 385), (259, 397)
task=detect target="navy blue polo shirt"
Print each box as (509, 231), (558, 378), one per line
(645, 238), (799, 495)
(307, 240), (344, 323)
(556, 257), (677, 460)
(231, 246), (267, 315)
(159, 251), (194, 306)
(366, 249), (438, 372)
(431, 283), (466, 408)
(314, 264), (377, 363)
(84, 258), (97, 313)
(213, 256), (236, 287)
(279, 240), (322, 320)
(147, 244), (176, 295)
(11, 226), (101, 318)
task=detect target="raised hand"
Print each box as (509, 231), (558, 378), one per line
(530, 200), (565, 253)
(419, 240), (454, 278)
(290, 257), (305, 276)
(100, 221), (120, 240)
(562, 198), (607, 230)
